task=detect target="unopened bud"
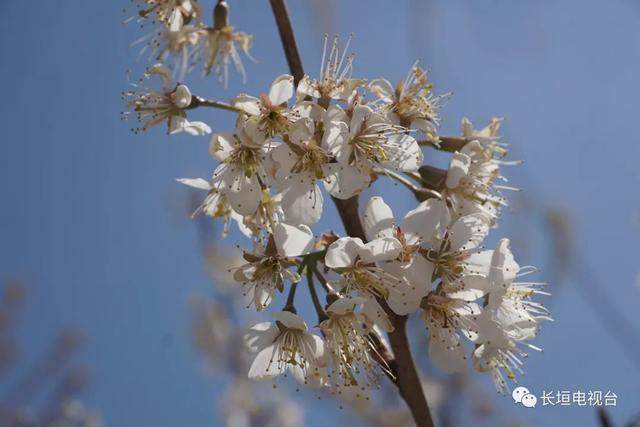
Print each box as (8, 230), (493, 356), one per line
(213, 0), (229, 30)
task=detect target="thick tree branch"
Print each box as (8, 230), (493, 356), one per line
(267, 2), (435, 425)
(386, 313), (434, 427)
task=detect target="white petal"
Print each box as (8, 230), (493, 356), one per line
(182, 120), (212, 136)
(268, 74), (294, 105)
(281, 179), (323, 225)
(209, 133), (237, 161)
(362, 196), (395, 240)
(321, 121), (350, 162)
(248, 344), (283, 379)
(429, 328), (467, 373)
(296, 75), (320, 100)
(323, 163), (370, 199)
(447, 214), (489, 253)
(171, 84), (192, 109)
(148, 63), (172, 91)
(382, 134), (423, 173)
(489, 239), (519, 285)
(349, 105), (373, 138)
(446, 152), (471, 189)
(291, 101), (324, 122)
(168, 8), (184, 31)
(387, 255), (434, 292)
(270, 144), (296, 182)
(461, 117), (474, 138)
(402, 198), (449, 245)
(233, 94), (261, 116)
(288, 118), (314, 145)
(413, 117), (437, 135)
(274, 223), (315, 257)
(368, 78), (395, 102)
(326, 296), (364, 316)
(176, 177), (212, 191)
(244, 322), (279, 352)
(225, 175), (261, 216)
(464, 250), (494, 276)
(359, 237), (402, 264)
(361, 297), (393, 332)
(446, 275), (490, 301)
(273, 310), (307, 330)
(325, 237), (365, 269)
(324, 104), (348, 124)
(311, 334), (327, 364)
(168, 115), (188, 134)
(252, 286), (275, 311)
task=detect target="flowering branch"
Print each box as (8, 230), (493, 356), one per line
(124, 1), (553, 424)
(267, 1), (435, 426)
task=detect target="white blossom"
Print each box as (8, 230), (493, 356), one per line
(232, 223), (314, 311)
(209, 124), (275, 216)
(320, 297), (388, 390)
(195, 0), (255, 88)
(445, 118), (520, 223)
(324, 235), (415, 330)
(472, 239), (551, 393)
(245, 311), (326, 386)
(176, 177), (245, 237)
(122, 64), (211, 135)
(398, 198), (491, 291)
(368, 62), (445, 141)
(296, 35), (364, 102)
(234, 75), (296, 137)
(421, 292), (480, 373)
(127, 0), (202, 30)
(270, 106), (368, 224)
(361, 197), (432, 314)
(322, 104), (423, 193)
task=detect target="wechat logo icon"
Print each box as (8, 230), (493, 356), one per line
(512, 386), (537, 408)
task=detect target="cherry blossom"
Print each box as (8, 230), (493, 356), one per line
(245, 311), (326, 386)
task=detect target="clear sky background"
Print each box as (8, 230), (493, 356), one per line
(1, 1), (639, 426)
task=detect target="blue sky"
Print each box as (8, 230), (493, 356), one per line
(1, 1), (639, 426)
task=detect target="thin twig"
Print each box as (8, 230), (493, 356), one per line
(377, 168), (441, 200)
(283, 281), (298, 312)
(283, 262), (305, 312)
(187, 96), (241, 112)
(306, 266), (328, 322)
(312, 266), (334, 294)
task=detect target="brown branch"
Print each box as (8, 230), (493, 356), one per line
(386, 313), (435, 427)
(417, 165), (447, 191)
(597, 407), (613, 427)
(269, 0), (305, 85)
(331, 196), (367, 240)
(419, 136), (469, 152)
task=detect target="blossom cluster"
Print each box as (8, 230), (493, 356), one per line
(123, 1), (552, 400)
(127, 0), (254, 87)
